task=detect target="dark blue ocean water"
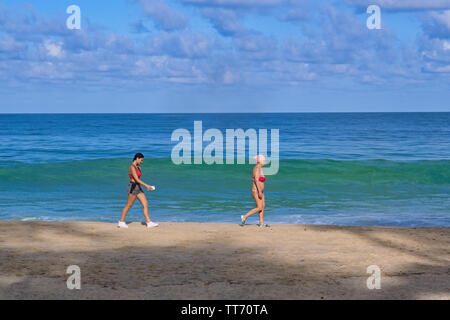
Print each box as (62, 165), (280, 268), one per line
(0, 113), (449, 226)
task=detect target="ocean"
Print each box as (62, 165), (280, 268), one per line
(0, 113), (449, 226)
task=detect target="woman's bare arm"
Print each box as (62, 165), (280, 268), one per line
(130, 166), (150, 188)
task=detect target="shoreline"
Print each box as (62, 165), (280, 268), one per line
(2, 219), (449, 228)
(1, 221), (449, 299)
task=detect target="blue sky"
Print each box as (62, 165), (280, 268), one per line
(0, 0), (449, 112)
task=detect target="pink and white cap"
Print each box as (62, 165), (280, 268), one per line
(253, 154), (266, 164)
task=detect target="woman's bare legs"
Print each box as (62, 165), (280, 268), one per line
(137, 193), (151, 223)
(120, 194), (137, 222)
(258, 194), (265, 225)
(243, 192), (263, 221)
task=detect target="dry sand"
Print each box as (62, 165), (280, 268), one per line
(0, 221), (449, 300)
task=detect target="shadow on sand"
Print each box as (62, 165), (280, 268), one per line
(0, 222), (449, 299)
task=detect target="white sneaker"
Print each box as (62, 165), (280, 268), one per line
(146, 221), (159, 228)
(118, 221), (128, 228)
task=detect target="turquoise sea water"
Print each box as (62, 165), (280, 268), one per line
(0, 113), (449, 226)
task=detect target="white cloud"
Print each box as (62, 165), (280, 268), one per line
(443, 41), (450, 50)
(424, 62), (450, 72)
(44, 40), (64, 58)
(1, 0), (450, 89)
(201, 8), (242, 36)
(346, 0), (450, 11)
(146, 31), (212, 58)
(223, 69), (239, 84)
(0, 35), (25, 52)
(182, 0), (288, 7)
(139, 0), (188, 31)
(424, 10), (450, 36)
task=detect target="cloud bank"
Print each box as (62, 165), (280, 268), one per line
(0, 0), (449, 91)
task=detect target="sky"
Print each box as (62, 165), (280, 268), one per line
(0, 0), (450, 113)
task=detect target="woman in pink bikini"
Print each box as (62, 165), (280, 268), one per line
(118, 153), (158, 228)
(241, 155), (269, 227)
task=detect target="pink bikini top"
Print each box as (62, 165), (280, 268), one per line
(259, 176), (266, 182)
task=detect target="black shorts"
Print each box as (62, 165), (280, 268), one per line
(127, 182), (144, 195)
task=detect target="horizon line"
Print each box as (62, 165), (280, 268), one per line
(1, 111), (449, 115)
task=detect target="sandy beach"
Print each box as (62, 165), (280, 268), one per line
(0, 221), (448, 300)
